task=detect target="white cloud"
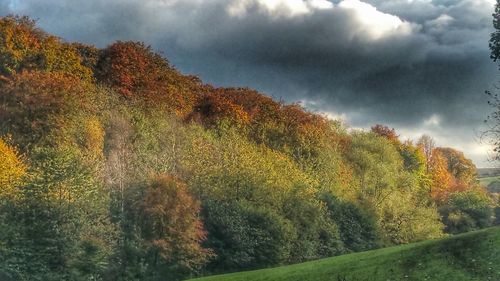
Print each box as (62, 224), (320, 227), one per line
(423, 114), (441, 127)
(425, 14), (454, 29)
(309, 0), (334, 9)
(227, 0), (416, 38)
(227, 0), (311, 17)
(325, 111), (349, 121)
(338, 0), (416, 39)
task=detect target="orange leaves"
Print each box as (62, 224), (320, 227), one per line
(2, 71), (93, 115)
(280, 104), (329, 141)
(0, 16), (43, 76)
(0, 16), (92, 80)
(428, 147), (479, 202)
(189, 89), (251, 126)
(216, 87), (282, 123)
(96, 41), (197, 116)
(429, 149), (453, 201)
(189, 87), (336, 152)
(0, 71), (98, 147)
(97, 41), (151, 97)
(98, 42), (145, 95)
(138, 175), (213, 268)
(435, 147), (478, 187)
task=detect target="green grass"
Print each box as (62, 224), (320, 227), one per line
(188, 227), (500, 281)
(479, 176), (500, 186)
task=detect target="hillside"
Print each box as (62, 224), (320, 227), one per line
(189, 227), (500, 281)
(0, 16), (498, 280)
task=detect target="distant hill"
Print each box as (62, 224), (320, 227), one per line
(188, 227), (500, 281)
(477, 168), (500, 178)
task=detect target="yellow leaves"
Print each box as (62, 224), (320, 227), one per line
(0, 137), (26, 199)
(83, 117), (105, 158)
(183, 127), (316, 206)
(42, 37), (93, 81)
(0, 16), (92, 80)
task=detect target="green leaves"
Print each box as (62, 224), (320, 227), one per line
(441, 190), (495, 234)
(0, 15), (495, 281)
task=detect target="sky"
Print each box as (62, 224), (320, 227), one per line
(1, 0), (499, 167)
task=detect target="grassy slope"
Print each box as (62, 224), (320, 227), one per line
(479, 176), (500, 186)
(188, 227), (500, 281)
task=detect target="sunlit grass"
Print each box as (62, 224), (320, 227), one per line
(188, 227), (500, 281)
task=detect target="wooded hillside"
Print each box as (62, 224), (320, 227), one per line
(0, 16), (497, 281)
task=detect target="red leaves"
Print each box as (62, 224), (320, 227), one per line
(97, 41), (159, 97)
(138, 175), (213, 268)
(371, 124), (400, 145)
(190, 87), (328, 133)
(96, 41), (198, 116)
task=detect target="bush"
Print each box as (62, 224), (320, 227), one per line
(320, 193), (378, 252)
(440, 190), (495, 234)
(202, 199), (295, 272)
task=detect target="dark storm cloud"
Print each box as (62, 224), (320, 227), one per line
(1, 0), (498, 165)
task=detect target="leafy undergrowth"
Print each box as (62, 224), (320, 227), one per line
(188, 227), (500, 281)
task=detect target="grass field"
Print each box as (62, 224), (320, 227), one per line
(187, 227), (500, 281)
(479, 176), (500, 186)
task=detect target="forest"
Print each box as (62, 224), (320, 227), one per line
(0, 16), (498, 281)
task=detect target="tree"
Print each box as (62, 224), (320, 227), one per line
(3, 146), (116, 280)
(0, 71), (100, 148)
(189, 91), (250, 126)
(371, 124), (400, 145)
(490, 0), (500, 63)
(417, 135), (435, 173)
(347, 132), (402, 207)
(0, 138), (26, 198)
(347, 132), (443, 244)
(486, 1), (500, 159)
(440, 189), (495, 234)
(202, 199), (295, 272)
(429, 149), (453, 201)
(0, 138), (26, 279)
(399, 140), (426, 174)
(435, 147), (478, 187)
(96, 41), (197, 115)
(320, 193), (378, 252)
(136, 175), (212, 279)
(0, 16), (92, 80)
(371, 126), (426, 173)
(282, 185), (343, 263)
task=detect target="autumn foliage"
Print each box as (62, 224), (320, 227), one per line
(0, 16), (495, 281)
(0, 138), (26, 198)
(371, 124), (400, 145)
(138, 175), (212, 272)
(96, 41), (198, 115)
(0, 16), (92, 80)
(0, 71), (98, 147)
(189, 89), (251, 126)
(429, 149), (454, 201)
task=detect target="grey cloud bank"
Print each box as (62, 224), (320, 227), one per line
(1, 0), (497, 167)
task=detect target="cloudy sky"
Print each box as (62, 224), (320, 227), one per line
(1, 0), (499, 167)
